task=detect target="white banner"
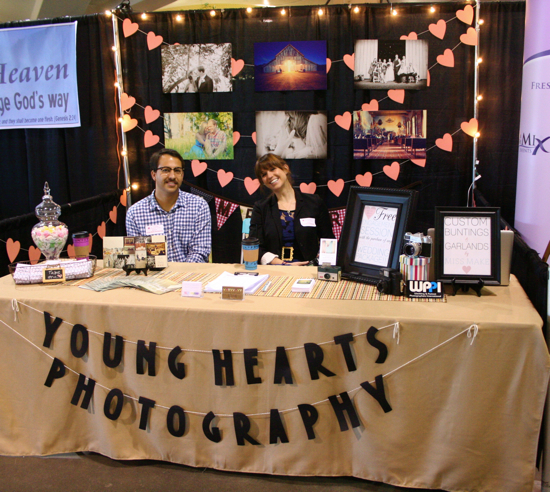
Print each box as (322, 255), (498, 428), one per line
(0, 22), (80, 130)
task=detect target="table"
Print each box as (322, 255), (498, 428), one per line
(0, 262), (548, 492)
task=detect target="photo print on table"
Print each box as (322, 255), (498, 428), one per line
(164, 112), (234, 160)
(255, 111), (327, 159)
(254, 41), (327, 92)
(161, 43), (232, 93)
(353, 110), (427, 160)
(354, 40), (428, 90)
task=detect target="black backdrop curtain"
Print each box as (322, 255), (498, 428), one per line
(0, 2), (527, 262)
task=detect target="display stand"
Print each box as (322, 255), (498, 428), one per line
(449, 278), (484, 297)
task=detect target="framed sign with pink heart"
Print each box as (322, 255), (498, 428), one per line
(434, 207), (501, 286)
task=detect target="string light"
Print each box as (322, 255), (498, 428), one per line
(246, 7), (252, 13)
(392, 9), (397, 16)
(318, 8), (323, 16)
(121, 149), (127, 156)
(118, 117), (123, 123)
(281, 8), (286, 15)
(176, 14), (182, 21)
(131, 183), (139, 191)
(430, 6), (435, 13)
(354, 6), (359, 13)
(105, 10), (112, 16)
(476, 57), (483, 64)
(141, 13), (147, 20)
(210, 10), (216, 16)
(475, 132), (481, 138)
(478, 19), (484, 25)
(477, 95), (483, 101)
(111, 46), (117, 51)
(114, 82), (119, 88)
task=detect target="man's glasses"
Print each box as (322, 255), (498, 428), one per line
(157, 167), (184, 176)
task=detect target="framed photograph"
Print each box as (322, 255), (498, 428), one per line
(337, 187), (418, 282)
(434, 207), (501, 285)
(354, 39), (428, 90)
(254, 41), (327, 91)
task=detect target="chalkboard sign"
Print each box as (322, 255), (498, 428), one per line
(43, 267), (66, 283)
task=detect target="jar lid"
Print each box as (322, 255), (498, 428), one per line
(35, 182), (61, 220)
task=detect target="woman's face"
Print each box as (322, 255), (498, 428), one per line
(260, 164), (289, 192)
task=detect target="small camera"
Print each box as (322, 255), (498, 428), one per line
(377, 268), (403, 296)
(403, 232), (432, 258)
(317, 263), (341, 282)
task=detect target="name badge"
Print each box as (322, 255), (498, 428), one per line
(300, 218), (316, 227)
(146, 224), (164, 235)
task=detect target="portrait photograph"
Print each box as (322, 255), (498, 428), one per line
(353, 110), (427, 160)
(164, 112), (234, 160)
(255, 111), (328, 159)
(354, 40), (428, 90)
(161, 43), (232, 93)
(254, 41), (327, 92)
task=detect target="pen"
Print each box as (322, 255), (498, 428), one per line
(262, 281), (271, 292)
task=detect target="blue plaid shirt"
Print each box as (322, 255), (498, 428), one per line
(126, 190), (211, 263)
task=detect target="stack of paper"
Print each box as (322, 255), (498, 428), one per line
(291, 278), (316, 293)
(204, 271), (269, 295)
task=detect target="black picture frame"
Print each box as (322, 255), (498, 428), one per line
(434, 207), (501, 285)
(337, 186), (418, 282)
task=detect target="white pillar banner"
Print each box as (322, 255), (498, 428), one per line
(0, 22), (80, 130)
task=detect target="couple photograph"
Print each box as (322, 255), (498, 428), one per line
(164, 112), (234, 160)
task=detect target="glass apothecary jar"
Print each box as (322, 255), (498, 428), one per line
(31, 182), (68, 261)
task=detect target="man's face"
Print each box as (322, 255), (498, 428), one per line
(152, 154), (184, 195)
(207, 121), (216, 133)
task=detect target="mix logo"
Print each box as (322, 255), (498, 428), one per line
(519, 133), (550, 156)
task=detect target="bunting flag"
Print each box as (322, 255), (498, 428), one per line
(330, 208), (346, 240)
(215, 198), (239, 230)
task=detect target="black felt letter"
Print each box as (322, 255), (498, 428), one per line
(202, 411), (222, 443)
(366, 326), (388, 364)
(304, 343), (336, 380)
(212, 349), (234, 386)
(360, 375), (392, 413)
(136, 340), (157, 376)
(168, 346), (186, 380)
(43, 312), (63, 348)
(71, 374), (96, 409)
(70, 324), (89, 358)
(233, 412), (260, 446)
(273, 346), (293, 384)
(243, 348), (262, 385)
(103, 332), (124, 368)
(297, 404), (319, 440)
(167, 405), (186, 437)
(44, 357), (66, 387)
(138, 396), (156, 431)
(328, 392), (361, 431)
(104, 388), (124, 420)
(269, 409), (289, 444)
(334, 333), (356, 372)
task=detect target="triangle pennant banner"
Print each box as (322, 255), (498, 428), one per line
(215, 197), (239, 230)
(330, 208), (346, 241)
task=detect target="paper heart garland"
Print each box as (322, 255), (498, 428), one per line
(144, 106), (160, 124)
(109, 206), (117, 224)
(456, 5), (474, 25)
(147, 31), (163, 50)
(460, 27), (478, 46)
(144, 130), (160, 148)
(388, 90), (405, 104)
(191, 160), (207, 176)
(233, 131), (240, 146)
(244, 177), (260, 195)
(326, 58), (332, 73)
(429, 19), (446, 39)
(300, 182), (317, 194)
(437, 49), (455, 68)
(122, 19), (139, 37)
(217, 169), (234, 187)
(120, 192), (127, 207)
(411, 159), (426, 168)
(67, 244), (75, 258)
(121, 114), (137, 132)
(461, 118), (478, 137)
(251, 132), (257, 144)
(120, 93), (135, 111)
(6, 238), (20, 263)
(427, 70), (431, 87)
(343, 53), (355, 71)
(97, 222), (106, 239)
(400, 32), (417, 40)
(383, 162), (400, 181)
(436, 133), (453, 152)
(355, 172), (373, 187)
(335, 112), (352, 130)
(231, 58), (244, 76)
(28, 246), (42, 265)
(362, 100), (379, 111)
(327, 179), (345, 197)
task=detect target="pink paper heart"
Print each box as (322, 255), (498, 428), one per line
(191, 160), (207, 176)
(231, 58), (245, 76)
(120, 192), (127, 207)
(122, 18), (139, 37)
(456, 5), (474, 25)
(461, 118), (478, 137)
(88, 234), (94, 252)
(233, 131), (240, 146)
(120, 93), (135, 111)
(427, 70), (431, 87)
(67, 244), (75, 258)
(97, 222), (106, 239)
(251, 132), (257, 144)
(343, 53), (355, 71)
(364, 206), (377, 220)
(121, 114), (137, 132)
(147, 31), (163, 50)
(355, 172), (373, 187)
(436, 133), (453, 152)
(362, 100), (379, 111)
(6, 238), (20, 263)
(144, 130), (160, 148)
(388, 89), (405, 104)
(327, 179), (345, 197)
(429, 19), (446, 39)
(109, 206), (118, 224)
(244, 177), (260, 195)
(437, 49), (455, 68)
(462, 265), (472, 274)
(300, 182), (317, 194)
(326, 58), (332, 73)
(460, 27), (478, 46)
(411, 159), (426, 168)
(144, 106), (160, 124)
(217, 169), (234, 187)
(400, 32), (417, 40)
(28, 246), (42, 265)
(383, 162), (400, 181)
(335, 112), (352, 130)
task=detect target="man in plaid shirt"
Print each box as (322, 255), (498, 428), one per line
(126, 149), (211, 262)
(205, 119), (227, 158)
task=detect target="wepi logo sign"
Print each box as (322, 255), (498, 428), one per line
(0, 22), (80, 130)
(406, 281), (444, 299)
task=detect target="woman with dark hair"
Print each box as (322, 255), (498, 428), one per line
(249, 154), (334, 265)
